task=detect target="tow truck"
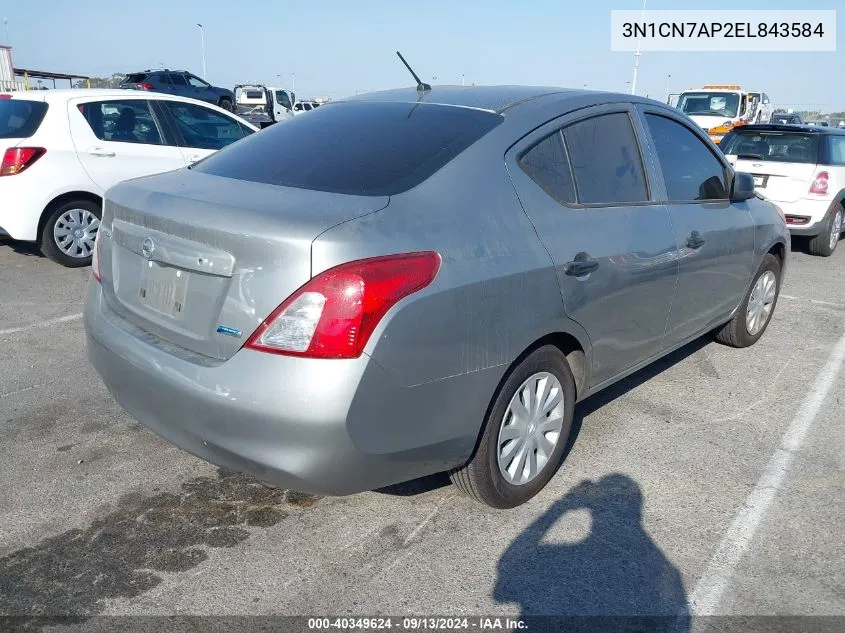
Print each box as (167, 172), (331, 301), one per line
(672, 85), (771, 144)
(233, 84), (297, 128)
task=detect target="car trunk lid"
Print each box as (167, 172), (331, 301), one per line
(99, 169), (389, 361)
(730, 158), (817, 203)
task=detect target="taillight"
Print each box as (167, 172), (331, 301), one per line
(0, 147), (46, 176)
(91, 232), (102, 282)
(245, 252), (441, 359)
(809, 171), (829, 195)
(0, 94), (12, 100)
(138, 83), (154, 90)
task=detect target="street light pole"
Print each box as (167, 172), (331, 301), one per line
(630, 0), (646, 95)
(665, 73), (671, 103)
(292, 73), (295, 92)
(196, 23), (207, 79)
(3, 18), (9, 45)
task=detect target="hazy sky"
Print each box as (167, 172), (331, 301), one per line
(4, 0), (843, 109)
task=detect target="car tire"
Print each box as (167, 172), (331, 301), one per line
(39, 198), (102, 268)
(449, 345), (576, 509)
(218, 98), (233, 112)
(807, 205), (843, 257)
(715, 253), (781, 348)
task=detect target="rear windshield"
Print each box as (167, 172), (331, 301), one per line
(123, 74), (147, 84)
(0, 100), (49, 139)
(192, 101), (504, 196)
(721, 130), (819, 164)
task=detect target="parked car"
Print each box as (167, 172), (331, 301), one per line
(84, 86), (789, 509)
(805, 120), (830, 127)
(721, 123), (845, 256)
(0, 89), (257, 266)
(770, 113), (802, 125)
(120, 70), (236, 112)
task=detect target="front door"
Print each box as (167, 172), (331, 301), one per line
(507, 104), (679, 387)
(637, 107), (755, 347)
(69, 98), (186, 192)
(157, 100), (252, 165)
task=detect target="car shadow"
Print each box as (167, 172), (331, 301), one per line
(378, 334), (714, 499)
(494, 474), (690, 632)
(0, 237), (44, 258)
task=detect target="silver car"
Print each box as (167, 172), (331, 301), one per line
(84, 86), (789, 508)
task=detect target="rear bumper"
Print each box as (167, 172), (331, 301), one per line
(84, 281), (486, 495)
(765, 197), (833, 236)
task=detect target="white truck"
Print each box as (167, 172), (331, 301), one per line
(233, 84), (297, 128)
(672, 85), (772, 144)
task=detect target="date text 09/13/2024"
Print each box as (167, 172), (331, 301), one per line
(307, 617), (527, 630)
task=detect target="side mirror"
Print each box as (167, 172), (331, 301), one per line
(731, 172), (756, 202)
(763, 99), (770, 105)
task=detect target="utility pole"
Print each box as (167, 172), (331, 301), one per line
(292, 73), (295, 92)
(630, 0), (646, 95)
(196, 23), (207, 79)
(665, 73), (671, 103)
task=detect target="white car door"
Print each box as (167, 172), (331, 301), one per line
(159, 100), (254, 165)
(68, 98), (186, 191)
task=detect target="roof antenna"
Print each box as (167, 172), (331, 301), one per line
(396, 51), (431, 93)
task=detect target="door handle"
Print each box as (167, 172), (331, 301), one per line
(686, 231), (706, 250)
(88, 147), (115, 157)
(564, 253), (599, 277)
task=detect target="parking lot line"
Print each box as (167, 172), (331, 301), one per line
(0, 313), (83, 336)
(780, 294), (845, 309)
(689, 328), (845, 615)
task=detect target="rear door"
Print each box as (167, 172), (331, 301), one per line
(638, 107), (755, 346)
(721, 128), (820, 202)
(507, 104), (678, 387)
(155, 100), (253, 165)
(70, 98), (186, 191)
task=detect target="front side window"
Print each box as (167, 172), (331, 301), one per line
(79, 100), (163, 145)
(645, 114), (728, 201)
(562, 112), (649, 204)
(187, 75), (210, 89)
(677, 92), (740, 119)
(163, 101), (248, 150)
(519, 131), (575, 204)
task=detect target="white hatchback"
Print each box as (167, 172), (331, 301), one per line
(0, 89), (258, 266)
(721, 124), (845, 256)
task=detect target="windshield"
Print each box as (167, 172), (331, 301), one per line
(0, 100), (49, 139)
(678, 92), (740, 118)
(721, 130), (819, 164)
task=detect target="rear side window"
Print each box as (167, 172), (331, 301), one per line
(0, 100), (48, 139)
(645, 114), (728, 201)
(519, 131), (575, 204)
(720, 129), (819, 164)
(168, 74), (189, 87)
(123, 73), (147, 84)
(193, 101), (504, 196)
(829, 137), (845, 166)
(563, 112), (649, 204)
(79, 100), (163, 145)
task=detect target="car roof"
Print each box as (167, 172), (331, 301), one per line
(345, 85), (581, 114)
(735, 123), (845, 136)
(4, 89), (210, 105)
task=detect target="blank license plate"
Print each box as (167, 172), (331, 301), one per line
(753, 175), (765, 187)
(139, 261), (189, 319)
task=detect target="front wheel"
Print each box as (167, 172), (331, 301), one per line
(450, 345), (576, 509)
(218, 98), (233, 112)
(40, 199), (101, 267)
(808, 205), (843, 257)
(715, 253), (781, 348)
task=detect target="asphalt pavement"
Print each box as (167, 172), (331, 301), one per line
(0, 235), (843, 632)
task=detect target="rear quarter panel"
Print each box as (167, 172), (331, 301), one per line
(748, 195), (791, 280)
(311, 128), (592, 390)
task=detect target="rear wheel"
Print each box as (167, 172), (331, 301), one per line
(40, 199), (101, 267)
(715, 253), (781, 348)
(808, 205), (843, 257)
(449, 345), (576, 509)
